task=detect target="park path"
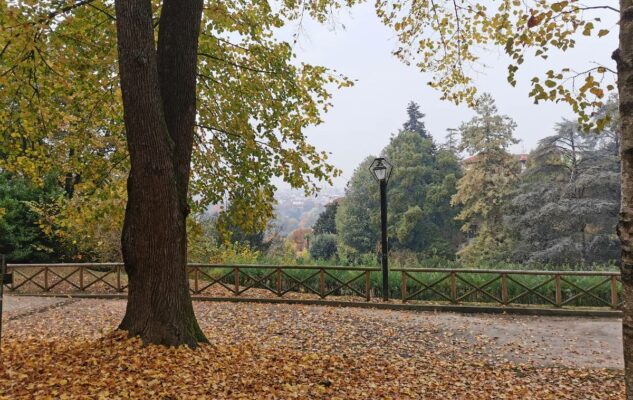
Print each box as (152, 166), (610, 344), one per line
(2, 294), (75, 319)
(1, 294), (623, 369)
(416, 312), (622, 369)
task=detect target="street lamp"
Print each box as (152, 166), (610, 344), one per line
(369, 157), (393, 301)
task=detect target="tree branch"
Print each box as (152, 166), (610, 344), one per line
(197, 52), (278, 75)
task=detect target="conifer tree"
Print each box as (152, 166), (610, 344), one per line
(451, 94), (519, 263)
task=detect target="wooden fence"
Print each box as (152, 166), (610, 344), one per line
(3, 263), (622, 310)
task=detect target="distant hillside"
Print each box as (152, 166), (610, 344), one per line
(274, 188), (343, 235)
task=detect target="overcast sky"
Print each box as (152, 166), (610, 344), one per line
(278, 3), (619, 188)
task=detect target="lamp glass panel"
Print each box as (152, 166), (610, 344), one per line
(374, 166), (387, 181)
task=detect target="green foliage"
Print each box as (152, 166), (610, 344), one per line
(312, 201), (338, 235)
(0, 0), (357, 244)
(309, 233), (338, 260)
(0, 173), (69, 262)
(451, 94), (519, 264)
(187, 214), (220, 263)
(442, 128), (460, 154)
(402, 101), (429, 138)
(505, 102), (620, 265)
(336, 157), (380, 254)
(385, 131), (461, 255)
(337, 103), (462, 257)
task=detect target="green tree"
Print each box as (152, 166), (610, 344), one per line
(442, 128), (460, 154)
(506, 115), (620, 265)
(451, 94), (519, 263)
(0, 173), (69, 262)
(336, 157), (379, 255)
(337, 104), (462, 257)
(313, 201), (338, 235)
(385, 131), (461, 255)
(402, 101), (430, 139)
(309, 233), (338, 260)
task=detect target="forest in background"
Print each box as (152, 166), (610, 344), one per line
(0, 95), (620, 270)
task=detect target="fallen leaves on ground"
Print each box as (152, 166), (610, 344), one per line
(0, 299), (624, 399)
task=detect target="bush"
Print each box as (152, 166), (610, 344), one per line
(309, 234), (338, 260)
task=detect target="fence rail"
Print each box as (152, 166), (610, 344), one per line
(3, 263), (622, 310)
(393, 268), (621, 309)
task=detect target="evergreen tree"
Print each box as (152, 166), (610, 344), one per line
(313, 201), (338, 235)
(337, 104), (462, 257)
(402, 101), (430, 139)
(443, 128), (460, 154)
(451, 94), (519, 263)
(506, 109), (620, 266)
(309, 233), (338, 260)
(336, 157), (380, 255)
(385, 132), (461, 254)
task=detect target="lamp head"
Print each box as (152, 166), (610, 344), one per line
(369, 157), (393, 183)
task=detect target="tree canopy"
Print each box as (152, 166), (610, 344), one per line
(0, 172), (69, 262)
(0, 0), (354, 245)
(451, 94), (519, 263)
(377, 0), (617, 129)
(313, 201), (339, 235)
(337, 103), (461, 257)
(402, 101), (430, 138)
(506, 102), (620, 265)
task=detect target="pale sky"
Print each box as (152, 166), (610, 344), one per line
(278, 3), (619, 188)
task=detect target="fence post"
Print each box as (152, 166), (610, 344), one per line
(116, 264), (122, 292)
(555, 274), (562, 307)
(611, 275), (619, 309)
(276, 268), (282, 296)
(501, 273), (508, 306)
(401, 272), (407, 303)
(450, 272), (457, 304)
(79, 266), (84, 291)
(194, 267), (199, 294)
(365, 271), (371, 302)
(233, 267), (240, 295)
(320, 269), (325, 298)
(44, 266), (49, 291)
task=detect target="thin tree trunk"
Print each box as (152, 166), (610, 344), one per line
(616, 1), (633, 396)
(580, 224), (587, 266)
(115, 0), (206, 347)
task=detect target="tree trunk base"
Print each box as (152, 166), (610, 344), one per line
(118, 307), (208, 348)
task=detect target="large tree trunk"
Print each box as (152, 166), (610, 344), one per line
(617, 0), (633, 396)
(114, 0), (206, 347)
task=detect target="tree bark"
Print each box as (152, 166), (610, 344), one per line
(115, 0), (206, 347)
(616, 1), (633, 396)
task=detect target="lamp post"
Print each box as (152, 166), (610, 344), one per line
(369, 157), (393, 301)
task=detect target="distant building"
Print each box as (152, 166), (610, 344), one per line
(519, 154), (528, 172)
(461, 153), (529, 173)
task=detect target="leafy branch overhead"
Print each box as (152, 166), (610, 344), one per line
(0, 0), (355, 236)
(377, 0), (617, 130)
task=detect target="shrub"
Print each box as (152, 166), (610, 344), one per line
(309, 234), (338, 260)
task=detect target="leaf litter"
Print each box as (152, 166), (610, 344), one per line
(0, 299), (624, 399)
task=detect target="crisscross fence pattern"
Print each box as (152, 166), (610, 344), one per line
(3, 263), (622, 310)
(395, 268), (622, 309)
(188, 264), (375, 300)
